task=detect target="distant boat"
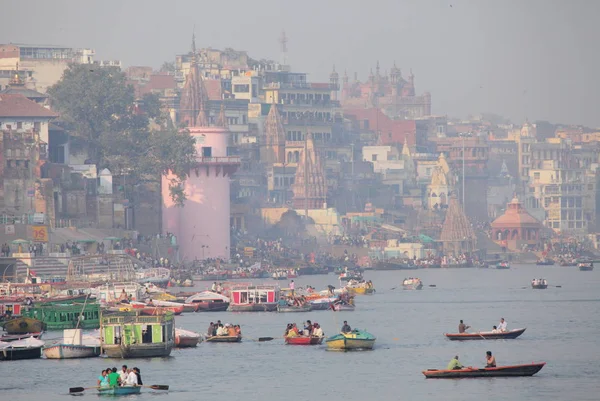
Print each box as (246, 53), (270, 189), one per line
(185, 291), (230, 312)
(532, 279), (548, 289)
(402, 278), (423, 290)
(0, 332), (43, 342)
(276, 304), (312, 313)
(423, 362), (546, 378)
(330, 303), (355, 312)
(326, 329), (375, 350)
(374, 259), (417, 270)
(444, 328), (526, 341)
(43, 343), (100, 359)
(578, 262), (594, 271)
(496, 261), (510, 269)
(536, 259), (555, 266)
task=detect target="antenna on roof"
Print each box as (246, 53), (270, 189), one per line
(279, 30), (288, 66)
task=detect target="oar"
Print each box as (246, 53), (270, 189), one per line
(258, 337), (274, 342)
(144, 385), (169, 390)
(429, 284), (437, 287)
(69, 386), (100, 393)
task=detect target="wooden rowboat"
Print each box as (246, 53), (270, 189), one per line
(423, 362), (546, 378)
(276, 304), (312, 313)
(0, 332), (43, 342)
(285, 336), (323, 345)
(175, 328), (201, 347)
(205, 335), (241, 343)
(43, 344), (100, 359)
(98, 386), (142, 396)
(444, 328), (526, 341)
(1, 317), (46, 334)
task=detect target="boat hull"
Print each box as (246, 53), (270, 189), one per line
(228, 303), (277, 312)
(2, 317), (46, 334)
(309, 302), (332, 311)
(423, 363), (546, 378)
(0, 332), (43, 342)
(347, 287), (375, 295)
(277, 304), (312, 313)
(445, 328), (526, 341)
(205, 335), (241, 343)
(579, 266), (594, 271)
(43, 344), (100, 359)
(326, 331), (376, 350)
(532, 284), (548, 289)
(103, 342), (173, 358)
(0, 346), (42, 360)
(98, 386), (142, 396)
(285, 336), (324, 345)
(331, 304), (355, 312)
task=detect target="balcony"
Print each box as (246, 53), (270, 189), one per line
(196, 156), (241, 165)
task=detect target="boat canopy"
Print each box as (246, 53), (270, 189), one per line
(185, 291), (230, 303)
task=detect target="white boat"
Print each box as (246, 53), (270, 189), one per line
(331, 303), (356, 311)
(402, 278), (423, 290)
(175, 328), (202, 347)
(0, 337), (45, 360)
(42, 329), (101, 359)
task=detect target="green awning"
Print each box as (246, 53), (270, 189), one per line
(419, 234), (435, 243)
(11, 239), (30, 244)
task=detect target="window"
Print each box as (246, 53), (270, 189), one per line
(16, 122), (22, 129)
(426, 168), (432, 176)
(371, 154), (377, 162)
(363, 119), (369, 129)
(534, 172), (540, 180)
(202, 147), (212, 157)
(233, 84), (250, 93)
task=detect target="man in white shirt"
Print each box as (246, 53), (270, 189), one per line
(119, 365), (129, 384)
(312, 323), (324, 338)
(498, 318), (507, 332)
(125, 369), (138, 386)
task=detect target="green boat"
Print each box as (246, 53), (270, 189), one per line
(101, 310), (174, 358)
(98, 386), (142, 396)
(21, 303), (100, 330)
(325, 329), (376, 350)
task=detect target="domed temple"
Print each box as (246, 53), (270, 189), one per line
(491, 197), (542, 251)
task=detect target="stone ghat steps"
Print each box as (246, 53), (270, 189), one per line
(15, 257), (69, 278)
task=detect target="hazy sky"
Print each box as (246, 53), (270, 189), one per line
(2, 0), (599, 127)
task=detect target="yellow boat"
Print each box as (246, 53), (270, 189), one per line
(154, 293), (177, 301)
(325, 330), (376, 350)
(346, 287), (375, 296)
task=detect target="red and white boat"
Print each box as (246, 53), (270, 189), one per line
(175, 328), (202, 347)
(151, 299), (199, 313)
(285, 336), (323, 345)
(185, 291), (230, 312)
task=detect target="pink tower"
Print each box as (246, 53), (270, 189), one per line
(162, 40), (239, 261)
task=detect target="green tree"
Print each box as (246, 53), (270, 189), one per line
(48, 63), (197, 204)
(159, 61), (175, 74)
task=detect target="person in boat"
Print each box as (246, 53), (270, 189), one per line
(312, 323), (324, 338)
(446, 355), (464, 370)
(216, 324), (227, 336)
(226, 324), (236, 336)
(458, 320), (470, 333)
(491, 325), (500, 333)
(284, 323), (293, 337)
(208, 322), (214, 337)
(119, 365), (129, 385)
(287, 323), (300, 337)
(327, 285), (336, 296)
(124, 368), (139, 386)
(304, 320), (313, 336)
(211, 282), (217, 292)
(98, 370), (109, 388)
(108, 367), (120, 388)
(234, 325), (241, 336)
(133, 368), (142, 386)
(290, 279), (295, 295)
(341, 321), (352, 333)
(277, 297), (288, 307)
(485, 351), (496, 368)
(498, 318), (507, 332)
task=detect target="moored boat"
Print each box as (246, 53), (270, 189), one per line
(0, 337), (44, 360)
(309, 297), (336, 310)
(339, 272), (363, 282)
(42, 328), (100, 359)
(22, 303), (100, 330)
(444, 328), (526, 341)
(331, 303), (355, 312)
(205, 335), (241, 343)
(402, 278), (423, 290)
(536, 258), (555, 266)
(578, 262), (594, 271)
(0, 332), (43, 342)
(1, 316), (46, 334)
(277, 304), (312, 313)
(98, 386), (142, 396)
(374, 259), (417, 270)
(285, 336), (324, 345)
(185, 291), (230, 312)
(228, 285), (278, 312)
(496, 261), (510, 269)
(175, 328), (201, 348)
(100, 310), (174, 358)
(422, 362), (546, 378)
(140, 305), (183, 315)
(326, 329), (375, 350)
(151, 299), (198, 313)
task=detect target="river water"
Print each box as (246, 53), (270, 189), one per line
(1, 264), (599, 401)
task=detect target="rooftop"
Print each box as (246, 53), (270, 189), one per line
(0, 94), (57, 118)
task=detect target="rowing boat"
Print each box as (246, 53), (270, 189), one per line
(276, 304), (312, 313)
(285, 336), (324, 345)
(205, 335), (241, 343)
(444, 328), (526, 340)
(98, 386), (142, 396)
(422, 362), (546, 378)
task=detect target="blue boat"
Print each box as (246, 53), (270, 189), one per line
(98, 386), (142, 396)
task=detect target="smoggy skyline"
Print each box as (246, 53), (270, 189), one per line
(2, 0), (598, 127)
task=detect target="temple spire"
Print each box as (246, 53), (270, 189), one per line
(263, 104), (286, 164)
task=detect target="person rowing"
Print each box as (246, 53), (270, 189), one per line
(498, 318), (507, 332)
(341, 321), (352, 333)
(446, 355), (464, 370)
(458, 320), (470, 333)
